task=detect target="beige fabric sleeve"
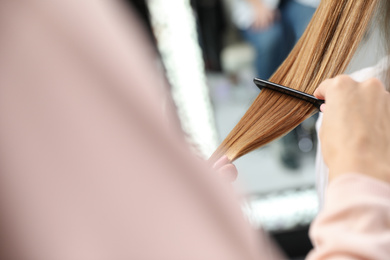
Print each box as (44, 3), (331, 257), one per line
(308, 174), (390, 260)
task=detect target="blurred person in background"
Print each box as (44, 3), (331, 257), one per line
(230, 0), (320, 170)
(192, 0), (227, 71)
(231, 0), (320, 79)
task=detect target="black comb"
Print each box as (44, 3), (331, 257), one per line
(253, 78), (325, 110)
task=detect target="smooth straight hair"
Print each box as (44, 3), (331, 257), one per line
(210, 0), (384, 163)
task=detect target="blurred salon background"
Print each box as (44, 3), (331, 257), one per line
(125, 0), (382, 259)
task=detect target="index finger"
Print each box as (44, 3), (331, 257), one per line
(313, 79), (332, 100)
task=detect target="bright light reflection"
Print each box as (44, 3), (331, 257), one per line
(147, 0), (218, 158)
(242, 188), (319, 231)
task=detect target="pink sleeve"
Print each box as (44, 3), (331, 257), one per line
(307, 174), (390, 260)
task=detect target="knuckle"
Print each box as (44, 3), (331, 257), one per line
(363, 78), (385, 91)
(365, 77), (382, 85)
(319, 78), (332, 88)
(324, 75), (356, 95)
(333, 75), (355, 87)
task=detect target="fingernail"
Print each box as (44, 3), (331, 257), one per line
(320, 104), (326, 112)
(213, 155), (230, 169)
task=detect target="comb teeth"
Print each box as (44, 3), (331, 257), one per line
(253, 78), (325, 110)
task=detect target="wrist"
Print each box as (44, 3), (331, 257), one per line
(328, 156), (390, 184)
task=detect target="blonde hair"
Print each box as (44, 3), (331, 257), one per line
(210, 0), (381, 162)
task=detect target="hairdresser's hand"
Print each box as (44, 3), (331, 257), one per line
(213, 156), (238, 182)
(314, 75), (390, 184)
(250, 1), (279, 30)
